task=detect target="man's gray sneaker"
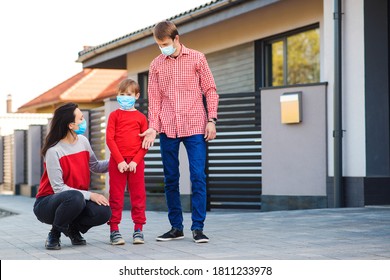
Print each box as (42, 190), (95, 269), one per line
(156, 228), (184, 241)
(133, 230), (144, 244)
(110, 230), (125, 245)
(192, 229), (209, 243)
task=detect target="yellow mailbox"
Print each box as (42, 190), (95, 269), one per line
(280, 92), (302, 124)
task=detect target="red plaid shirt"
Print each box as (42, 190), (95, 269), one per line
(148, 44), (219, 138)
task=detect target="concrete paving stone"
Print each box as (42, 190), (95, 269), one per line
(1, 195), (390, 261)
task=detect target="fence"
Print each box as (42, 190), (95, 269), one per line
(88, 92), (262, 210)
(89, 106), (106, 191)
(207, 92), (262, 210)
(1, 92), (262, 210)
(1, 134), (13, 193)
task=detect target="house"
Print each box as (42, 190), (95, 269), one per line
(75, 0), (390, 211)
(17, 68), (127, 113)
(0, 95), (52, 194)
(4, 0), (387, 211)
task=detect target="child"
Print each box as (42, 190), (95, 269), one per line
(106, 78), (148, 245)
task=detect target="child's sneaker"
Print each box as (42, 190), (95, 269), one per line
(133, 229), (144, 244)
(110, 230), (125, 245)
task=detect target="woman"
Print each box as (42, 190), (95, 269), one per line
(33, 103), (111, 250)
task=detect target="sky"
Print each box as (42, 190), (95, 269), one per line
(0, 0), (211, 114)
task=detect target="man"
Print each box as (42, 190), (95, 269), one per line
(140, 21), (219, 243)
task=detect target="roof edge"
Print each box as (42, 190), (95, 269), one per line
(76, 0), (244, 63)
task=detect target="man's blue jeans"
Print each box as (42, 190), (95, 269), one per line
(159, 133), (207, 231)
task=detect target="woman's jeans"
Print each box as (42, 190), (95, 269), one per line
(33, 190), (111, 234)
(159, 133), (207, 231)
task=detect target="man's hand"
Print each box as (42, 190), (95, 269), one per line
(139, 128), (157, 149)
(204, 122), (216, 141)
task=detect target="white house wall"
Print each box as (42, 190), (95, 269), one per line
(323, 0), (366, 177)
(125, 0), (324, 81)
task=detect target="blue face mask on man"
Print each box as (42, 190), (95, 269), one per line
(117, 95), (136, 110)
(159, 44), (176, 56)
(74, 119), (87, 135)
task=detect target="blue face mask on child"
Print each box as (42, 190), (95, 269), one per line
(74, 119), (87, 135)
(117, 95), (136, 110)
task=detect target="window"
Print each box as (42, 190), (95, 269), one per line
(260, 25), (320, 87)
(138, 71), (149, 99)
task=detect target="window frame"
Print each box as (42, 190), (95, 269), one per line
(255, 23), (320, 89)
(138, 71), (149, 100)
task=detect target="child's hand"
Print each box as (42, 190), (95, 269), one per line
(128, 161), (137, 173)
(118, 161), (128, 173)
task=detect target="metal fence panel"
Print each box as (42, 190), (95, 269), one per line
(136, 100), (165, 194)
(0, 136), (3, 184)
(2, 135), (14, 192)
(89, 107), (106, 191)
(206, 91), (262, 210)
(88, 92), (262, 210)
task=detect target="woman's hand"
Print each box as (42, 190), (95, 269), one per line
(90, 192), (109, 206)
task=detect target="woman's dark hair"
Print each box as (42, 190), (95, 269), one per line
(41, 103), (78, 157)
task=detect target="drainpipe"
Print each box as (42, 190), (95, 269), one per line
(333, 0), (343, 207)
